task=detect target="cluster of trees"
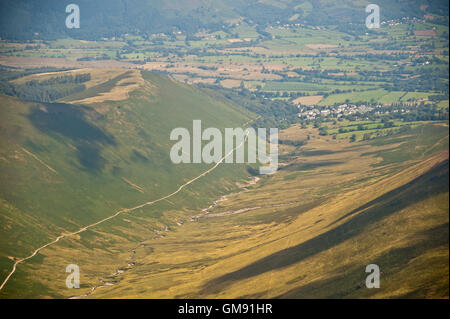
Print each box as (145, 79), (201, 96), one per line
(382, 68), (449, 94)
(198, 83), (299, 130)
(0, 73), (90, 102)
(77, 55), (111, 61)
(255, 90), (308, 99)
(0, 82), (85, 102)
(278, 139), (307, 147)
(24, 73), (91, 86)
(350, 124), (414, 142)
(0, 67), (71, 82)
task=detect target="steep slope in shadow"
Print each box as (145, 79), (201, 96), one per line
(275, 222), (449, 298)
(27, 102), (116, 172)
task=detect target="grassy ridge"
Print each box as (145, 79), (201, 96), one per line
(85, 123), (448, 299)
(0, 69), (256, 296)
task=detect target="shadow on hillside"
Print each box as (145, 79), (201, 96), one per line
(27, 102), (116, 172)
(200, 160), (449, 295)
(275, 222), (449, 298)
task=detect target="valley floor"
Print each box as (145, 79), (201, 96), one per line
(0, 120), (448, 298)
(74, 124), (449, 298)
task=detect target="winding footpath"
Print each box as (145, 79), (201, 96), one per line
(69, 175), (265, 298)
(0, 126), (253, 292)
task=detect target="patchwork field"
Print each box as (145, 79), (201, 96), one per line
(1, 13), (448, 109)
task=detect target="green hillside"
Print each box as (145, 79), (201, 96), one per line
(0, 69), (257, 297)
(81, 122), (449, 299)
(0, 0), (447, 40)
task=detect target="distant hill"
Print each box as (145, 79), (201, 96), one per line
(0, 0), (448, 40)
(0, 69), (255, 292)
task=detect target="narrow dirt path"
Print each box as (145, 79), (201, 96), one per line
(72, 176), (302, 299)
(21, 147), (58, 173)
(0, 122), (254, 292)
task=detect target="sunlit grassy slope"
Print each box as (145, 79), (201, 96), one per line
(0, 69), (255, 297)
(88, 123), (448, 299)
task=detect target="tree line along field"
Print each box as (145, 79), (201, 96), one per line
(318, 119), (433, 142)
(0, 14), (448, 109)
